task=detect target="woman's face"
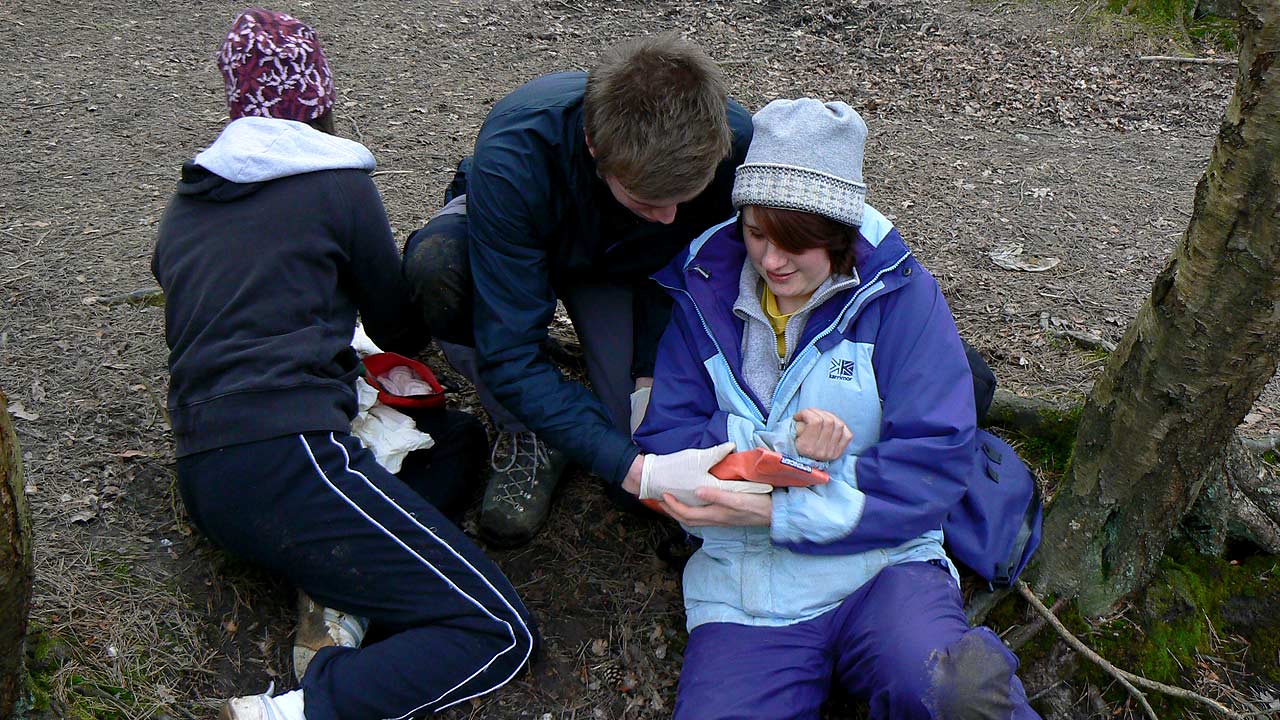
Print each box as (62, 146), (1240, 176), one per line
(742, 206), (833, 314)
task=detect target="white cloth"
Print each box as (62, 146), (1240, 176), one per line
(639, 442), (771, 507)
(349, 377), (434, 473)
(350, 323), (383, 357)
(378, 366), (432, 397)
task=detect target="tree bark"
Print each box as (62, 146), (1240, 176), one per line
(1032, 0), (1280, 616)
(0, 389), (33, 718)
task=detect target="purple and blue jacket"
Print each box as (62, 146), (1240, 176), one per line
(635, 206), (977, 629)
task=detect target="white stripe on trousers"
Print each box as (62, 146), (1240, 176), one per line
(300, 433), (533, 717)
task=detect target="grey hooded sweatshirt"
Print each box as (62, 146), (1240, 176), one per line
(152, 117), (428, 457)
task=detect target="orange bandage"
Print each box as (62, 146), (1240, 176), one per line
(640, 449), (828, 516)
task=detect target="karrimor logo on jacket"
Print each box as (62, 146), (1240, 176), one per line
(828, 358), (857, 381)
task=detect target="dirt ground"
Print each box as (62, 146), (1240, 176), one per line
(0, 0), (1272, 717)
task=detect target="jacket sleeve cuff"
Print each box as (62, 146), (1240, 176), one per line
(604, 438), (643, 486)
(771, 488), (802, 543)
(770, 480), (867, 546)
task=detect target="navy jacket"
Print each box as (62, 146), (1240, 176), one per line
(153, 117), (428, 456)
(464, 72), (753, 482)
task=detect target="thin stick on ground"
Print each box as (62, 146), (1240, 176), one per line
(1017, 581), (1244, 720)
(1138, 55), (1236, 65)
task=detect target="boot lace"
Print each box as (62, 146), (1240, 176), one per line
(489, 432), (551, 507)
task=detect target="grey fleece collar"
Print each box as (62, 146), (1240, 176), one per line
(734, 261), (861, 412)
(194, 116), (375, 183)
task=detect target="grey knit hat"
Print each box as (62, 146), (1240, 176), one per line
(732, 98), (867, 227)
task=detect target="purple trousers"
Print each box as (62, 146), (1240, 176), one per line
(675, 561), (1040, 720)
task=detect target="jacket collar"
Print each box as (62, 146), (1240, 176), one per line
(655, 205), (914, 324)
(651, 206), (915, 417)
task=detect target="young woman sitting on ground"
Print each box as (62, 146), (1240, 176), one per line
(633, 98), (1041, 720)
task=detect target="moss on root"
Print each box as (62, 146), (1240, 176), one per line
(1001, 544), (1278, 715)
(16, 625), (135, 720)
(1003, 403), (1079, 492)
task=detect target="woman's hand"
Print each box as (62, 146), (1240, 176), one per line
(660, 487), (772, 527)
(793, 408), (852, 462)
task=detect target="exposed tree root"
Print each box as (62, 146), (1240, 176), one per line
(1018, 582), (1245, 719)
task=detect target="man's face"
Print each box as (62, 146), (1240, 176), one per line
(602, 174), (702, 225)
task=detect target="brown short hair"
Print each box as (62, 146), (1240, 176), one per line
(584, 34), (732, 200)
(746, 205), (860, 275)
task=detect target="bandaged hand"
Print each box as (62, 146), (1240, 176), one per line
(639, 442), (772, 507)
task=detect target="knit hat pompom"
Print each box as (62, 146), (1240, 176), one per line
(217, 8), (334, 122)
(732, 99), (867, 227)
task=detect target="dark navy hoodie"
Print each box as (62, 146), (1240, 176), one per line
(152, 117), (428, 457)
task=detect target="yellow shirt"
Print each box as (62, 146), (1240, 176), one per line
(761, 285), (795, 359)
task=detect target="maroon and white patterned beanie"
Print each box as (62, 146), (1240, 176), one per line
(217, 8), (335, 122)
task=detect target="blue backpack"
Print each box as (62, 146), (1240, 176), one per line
(943, 429), (1044, 588)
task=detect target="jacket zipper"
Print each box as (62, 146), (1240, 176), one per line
(654, 274), (767, 425)
(768, 253), (913, 412)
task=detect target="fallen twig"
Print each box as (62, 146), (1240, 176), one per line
(88, 287), (165, 307)
(28, 98), (87, 110)
(1004, 596), (1069, 651)
(1138, 55), (1237, 66)
(1018, 582), (1243, 719)
(1241, 434), (1280, 454)
(1052, 328), (1117, 353)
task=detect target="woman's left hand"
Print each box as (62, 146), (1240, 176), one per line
(661, 487), (772, 527)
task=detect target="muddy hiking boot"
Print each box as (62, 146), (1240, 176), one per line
(479, 431), (569, 547)
(293, 590), (369, 682)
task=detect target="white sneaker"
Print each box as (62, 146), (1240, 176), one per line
(220, 686), (304, 720)
(293, 591), (369, 681)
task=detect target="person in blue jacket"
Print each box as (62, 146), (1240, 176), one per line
(633, 99), (1040, 719)
(402, 34), (753, 546)
(153, 10), (534, 720)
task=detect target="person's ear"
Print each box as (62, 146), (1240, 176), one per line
(584, 129), (596, 158)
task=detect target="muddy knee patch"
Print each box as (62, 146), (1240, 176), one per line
(924, 630), (1018, 720)
(403, 233), (473, 343)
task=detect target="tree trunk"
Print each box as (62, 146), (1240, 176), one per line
(1032, 0), (1280, 616)
(0, 389), (33, 718)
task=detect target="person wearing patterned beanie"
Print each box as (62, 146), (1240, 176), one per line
(153, 9), (535, 720)
(633, 99), (1041, 719)
(217, 7), (335, 130)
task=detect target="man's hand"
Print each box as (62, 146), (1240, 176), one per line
(793, 408), (852, 462)
(660, 487), (773, 527)
(640, 442), (771, 506)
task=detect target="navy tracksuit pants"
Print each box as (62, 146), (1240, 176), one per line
(178, 431), (537, 720)
(675, 561), (1040, 720)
